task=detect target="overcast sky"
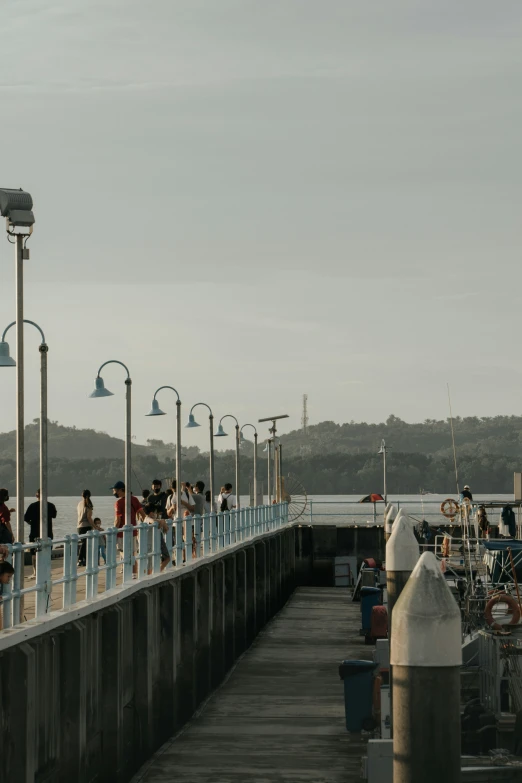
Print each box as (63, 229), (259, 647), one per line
(0, 0), (521, 450)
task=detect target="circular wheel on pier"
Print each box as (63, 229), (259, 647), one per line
(282, 473), (308, 522)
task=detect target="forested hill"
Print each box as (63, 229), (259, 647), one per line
(0, 416), (521, 494)
(280, 415), (522, 458)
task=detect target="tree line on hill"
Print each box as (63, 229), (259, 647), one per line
(0, 450), (518, 496)
(0, 417), (520, 495)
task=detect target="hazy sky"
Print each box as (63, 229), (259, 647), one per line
(0, 1), (521, 450)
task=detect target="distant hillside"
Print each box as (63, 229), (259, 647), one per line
(279, 415), (522, 459)
(0, 415), (520, 495)
(0, 420), (205, 462)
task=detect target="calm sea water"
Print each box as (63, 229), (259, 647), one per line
(11, 493), (513, 540)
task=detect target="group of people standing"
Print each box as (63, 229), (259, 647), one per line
(76, 477), (238, 575)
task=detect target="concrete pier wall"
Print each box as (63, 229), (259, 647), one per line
(0, 527), (296, 783)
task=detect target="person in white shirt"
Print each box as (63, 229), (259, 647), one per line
(166, 479), (195, 519)
(217, 483), (237, 512)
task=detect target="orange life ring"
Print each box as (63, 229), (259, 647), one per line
(484, 594), (521, 631)
(440, 498), (459, 519)
(442, 537), (451, 557)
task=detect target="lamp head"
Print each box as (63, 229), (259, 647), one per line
(0, 188), (35, 228)
(215, 423), (227, 437)
(0, 341), (16, 367)
(89, 376), (113, 398)
(185, 413), (200, 429)
(146, 399), (166, 417)
(239, 431), (245, 443)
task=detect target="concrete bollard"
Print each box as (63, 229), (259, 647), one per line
(386, 511), (419, 639)
(384, 503), (397, 542)
(391, 551), (462, 783)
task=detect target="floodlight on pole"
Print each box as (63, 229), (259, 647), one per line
(258, 414), (289, 503)
(0, 186), (35, 625)
(146, 385), (182, 525)
(186, 403), (215, 510)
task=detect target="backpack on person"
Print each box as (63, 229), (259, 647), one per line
(220, 495), (229, 513)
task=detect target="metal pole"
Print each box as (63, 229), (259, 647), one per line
(39, 343), (48, 539)
(176, 400), (182, 522)
(209, 415), (215, 512)
(253, 432), (258, 506)
(15, 234), (24, 545)
(383, 443), (387, 503)
(278, 443), (283, 503)
(235, 424), (240, 510)
(267, 441), (272, 505)
(125, 378), (132, 527)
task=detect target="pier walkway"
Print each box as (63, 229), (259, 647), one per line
(133, 587), (369, 783)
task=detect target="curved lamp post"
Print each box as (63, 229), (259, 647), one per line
(186, 403), (215, 510)
(0, 319), (48, 619)
(215, 414), (240, 510)
(240, 424), (258, 506)
(89, 361), (132, 528)
(146, 386), (182, 520)
(1, 320), (49, 539)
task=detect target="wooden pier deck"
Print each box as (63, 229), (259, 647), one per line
(133, 586), (372, 783)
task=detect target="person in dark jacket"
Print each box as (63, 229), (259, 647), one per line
(461, 485), (473, 501)
(24, 490), (57, 578)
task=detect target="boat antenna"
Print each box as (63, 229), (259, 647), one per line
(447, 383), (460, 495)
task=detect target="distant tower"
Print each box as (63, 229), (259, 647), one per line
(301, 394), (309, 434)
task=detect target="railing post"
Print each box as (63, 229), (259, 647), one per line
(152, 523), (161, 573)
(218, 512), (224, 550)
(230, 510), (237, 545)
(166, 519), (173, 563)
(175, 519), (183, 566)
(86, 531), (95, 599)
(210, 511), (217, 553)
(35, 537), (53, 617)
(194, 515), (202, 558)
(70, 534), (79, 604)
(92, 530), (100, 597)
(11, 542), (23, 625)
(105, 528), (117, 590)
(2, 546), (13, 629)
(185, 517), (193, 563)
(138, 523), (149, 578)
(203, 514), (211, 556)
(122, 525), (133, 584)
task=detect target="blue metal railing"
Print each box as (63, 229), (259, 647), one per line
(1, 503), (288, 630)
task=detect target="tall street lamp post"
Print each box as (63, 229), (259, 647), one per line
(240, 424), (258, 506)
(0, 188), (35, 548)
(215, 415), (240, 509)
(0, 318), (48, 619)
(259, 414), (289, 504)
(146, 386), (182, 521)
(186, 403), (215, 510)
(89, 361), (132, 528)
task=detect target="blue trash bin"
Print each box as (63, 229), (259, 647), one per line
(339, 659), (377, 732)
(360, 586), (381, 632)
